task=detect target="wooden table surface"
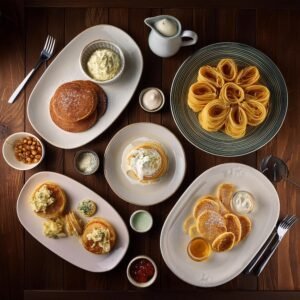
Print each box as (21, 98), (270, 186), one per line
(1, 1), (300, 299)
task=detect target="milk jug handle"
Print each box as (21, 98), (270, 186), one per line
(181, 30), (198, 47)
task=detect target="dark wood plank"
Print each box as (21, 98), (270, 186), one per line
(24, 290), (300, 300)
(256, 8), (300, 291)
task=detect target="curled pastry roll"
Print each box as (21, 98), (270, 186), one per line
(244, 85), (270, 107)
(241, 100), (267, 126)
(187, 82), (218, 112)
(198, 100), (229, 132)
(219, 82), (245, 104)
(217, 59), (238, 82)
(197, 66), (225, 88)
(235, 66), (260, 87)
(224, 105), (248, 138)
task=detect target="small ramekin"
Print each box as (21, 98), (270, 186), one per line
(139, 87), (165, 112)
(74, 149), (100, 175)
(2, 132), (45, 171)
(80, 39), (125, 84)
(127, 255), (158, 288)
(129, 210), (153, 233)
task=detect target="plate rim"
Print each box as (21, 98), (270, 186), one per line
(160, 162), (280, 287)
(16, 171), (130, 272)
(170, 42), (288, 157)
(103, 122), (187, 206)
(27, 24), (144, 149)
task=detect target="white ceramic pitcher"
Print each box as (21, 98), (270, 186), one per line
(144, 15), (198, 58)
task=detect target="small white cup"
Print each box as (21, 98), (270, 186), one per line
(129, 210), (153, 233)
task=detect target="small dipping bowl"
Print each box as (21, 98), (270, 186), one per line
(74, 150), (100, 175)
(130, 210), (153, 233)
(139, 87), (165, 112)
(2, 132), (45, 171)
(80, 39), (125, 84)
(127, 255), (158, 288)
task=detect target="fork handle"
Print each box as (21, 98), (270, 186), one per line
(244, 231), (277, 275)
(253, 237), (281, 276)
(8, 59), (43, 104)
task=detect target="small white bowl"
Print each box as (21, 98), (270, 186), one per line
(2, 132), (45, 171)
(80, 39), (125, 84)
(127, 255), (158, 288)
(129, 210), (153, 233)
(74, 149), (100, 175)
(139, 87), (165, 112)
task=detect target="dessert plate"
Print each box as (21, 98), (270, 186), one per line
(27, 25), (143, 149)
(160, 163), (280, 287)
(104, 123), (186, 206)
(171, 42), (288, 157)
(17, 171), (129, 272)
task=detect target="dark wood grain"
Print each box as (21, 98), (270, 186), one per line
(1, 2), (300, 300)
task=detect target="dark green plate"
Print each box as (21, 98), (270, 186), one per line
(170, 42), (288, 157)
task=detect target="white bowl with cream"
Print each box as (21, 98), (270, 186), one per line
(80, 39), (125, 84)
(139, 87), (165, 112)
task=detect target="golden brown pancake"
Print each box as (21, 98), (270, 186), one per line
(216, 183), (235, 210)
(196, 210), (227, 242)
(239, 215), (252, 240)
(193, 198), (220, 219)
(32, 182), (67, 219)
(81, 218), (116, 254)
(51, 81), (98, 122)
(212, 232), (235, 252)
(224, 213), (242, 245)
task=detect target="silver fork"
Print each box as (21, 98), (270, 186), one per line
(244, 215), (298, 275)
(8, 35), (56, 104)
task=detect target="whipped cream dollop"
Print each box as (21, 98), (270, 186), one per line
(230, 191), (255, 214)
(128, 148), (162, 180)
(154, 18), (178, 37)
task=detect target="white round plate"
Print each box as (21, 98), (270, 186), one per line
(160, 163), (280, 287)
(104, 123), (186, 206)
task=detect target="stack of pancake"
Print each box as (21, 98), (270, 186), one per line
(50, 80), (107, 132)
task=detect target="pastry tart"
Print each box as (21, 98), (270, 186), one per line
(187, 82), (218, 112)
(126, 142), (168, 184)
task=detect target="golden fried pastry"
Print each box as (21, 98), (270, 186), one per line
(217, 58), (238, 82)
(30, 182), (67, 219)
(244, 85), (270, 107)
(193, 198), (219, 219)
(50, 80), (107, 133)
(65, 211), (83, 236)
(81, 217), (116, 254)
(183, 215), (195, 234)
(235, 66), (260, 87)
(224, 213), (242, 245)
(241, 100), (267, 126)
(219, 82), (245, 104)
(224, 105), (248, 138)
(188, 224), (199, 239)
(187, 237), (211, 261)
(216, 183), (235, 210)
(197, 65), (225, 88)
(126, 142), (168, 184)
(239, 215), (252, 240)
(198, 99), (230, 132)
(187, 82), (218, 112)
(212, 232), (235, 252)
(196, 210), (227, 242)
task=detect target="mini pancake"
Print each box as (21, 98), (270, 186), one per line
(212, 232), (235, 252)
(32, 182), (67, 219)
(239, 215), (252, 240)
(51, 80), (98, 122)
(216, 183), (235, 210)
(224, 213), (242, 245)
(81, 217), (117, 254)
(197, 210), (227, 242)
(193, 198), (220, 219)
(183, 215), (195, 234)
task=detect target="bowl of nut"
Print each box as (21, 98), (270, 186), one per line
(2, 132), (45, 170)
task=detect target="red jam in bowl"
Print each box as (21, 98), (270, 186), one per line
(129, 258), (155, 283)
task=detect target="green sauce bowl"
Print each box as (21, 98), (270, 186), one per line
(130, 210), (153, 233)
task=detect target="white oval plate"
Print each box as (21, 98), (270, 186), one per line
(104, 123), (186, 206)
(27, 25), (143, 149)
(160, 163), (280, 287)
(17, 172), (129, 272)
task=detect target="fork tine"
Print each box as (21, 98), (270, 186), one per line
(285, 215), (298, 228)
(281, 215), (296, 229)
(43, 35), (51, 52)
(49, 38), (56, 55)
(279, 215), (293, 229)
(46, 36), (53, 53)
